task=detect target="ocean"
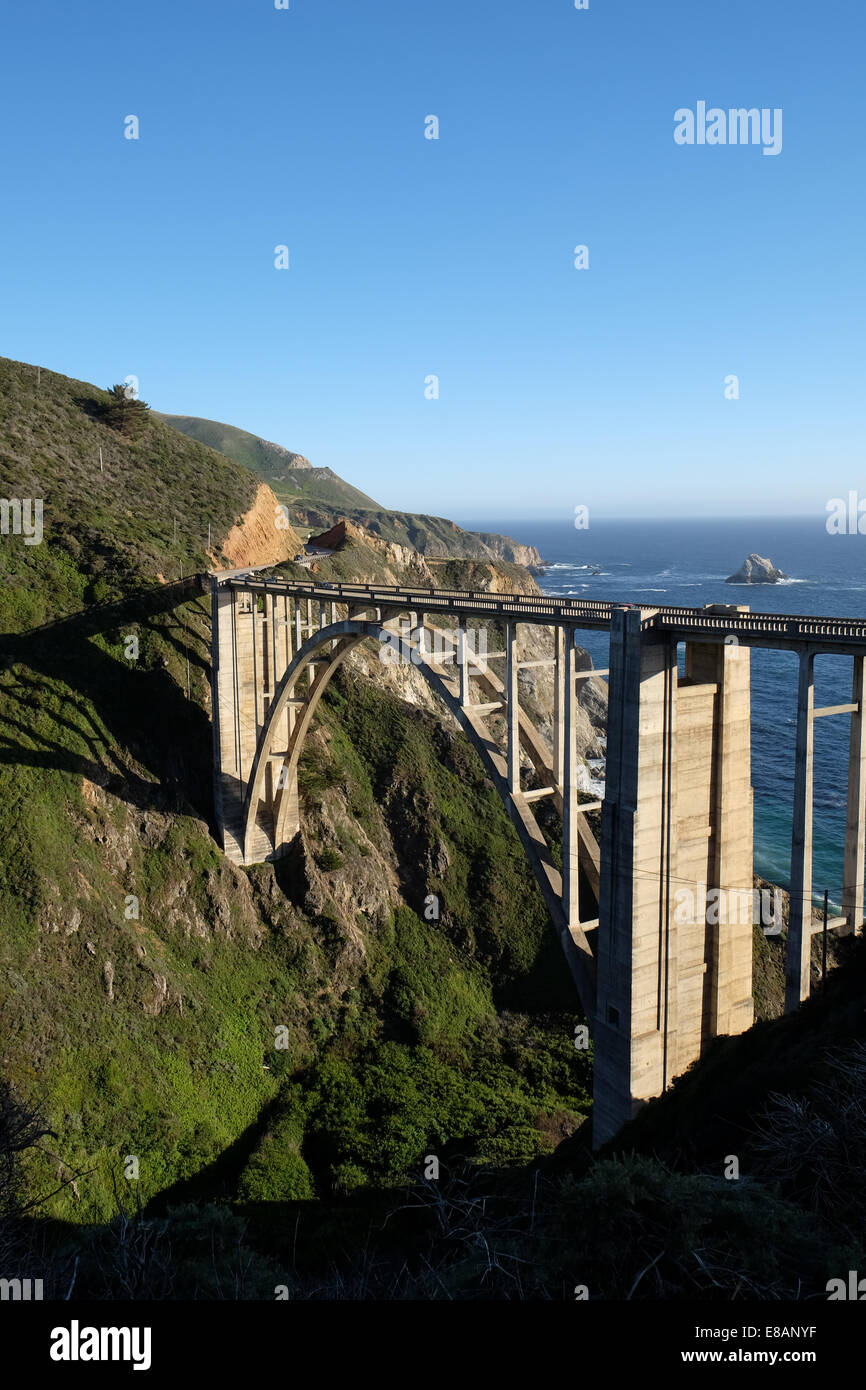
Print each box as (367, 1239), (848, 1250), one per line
(457, 515), (866, 906)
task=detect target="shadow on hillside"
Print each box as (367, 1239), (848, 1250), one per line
(0, 579), (216, 825)
(71, 394), (109, 427)
(142, 1098), (285, 1216)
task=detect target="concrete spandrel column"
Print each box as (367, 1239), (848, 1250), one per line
(552, 625), (566, 794)
(269, 593), (290, 749)
(506, 620), (520, 794)
(786, 648), (815, 1012)
(307, 599), (316, 685)
(399, 615), (413, 664)
(294, 598), (302, 653)
(283, 593), (292, 666)
(282, 594), (295, 738)
(843, 655), (866, 935)
(250, 595), (261, 739)
(229, 588), (241, 774)
(561, 631), (581, 929)
(457, 621), (469, 706)
(269, 592), (278, 700)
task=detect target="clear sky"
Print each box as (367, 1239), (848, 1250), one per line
(1, 0), (863, 520)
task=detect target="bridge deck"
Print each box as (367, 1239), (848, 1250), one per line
(216, 576), (866, 652)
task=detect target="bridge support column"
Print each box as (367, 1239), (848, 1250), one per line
(786, 649), (815, 1012)
(843, 655), (866, 936)
(457, 620), (470, 706)
(307, 600), (317, 683)
(506, 621), (520, 794)
(398, 612), (418, 665)
(251, 596), (262, 738)
(553, 625), (566, 794)
(561, 630), (581, 931)
(594, 609), (647, 1146)
(273, 591), (294, 746)
(593, 611), (755, 1147)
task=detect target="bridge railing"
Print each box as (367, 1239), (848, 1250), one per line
(213, 575), (866, 646)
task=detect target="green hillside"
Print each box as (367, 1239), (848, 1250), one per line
(0, 358), (262, 633)
(156, 412), (382, 513)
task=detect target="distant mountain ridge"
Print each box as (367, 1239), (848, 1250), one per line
(159, 413), (543, 570)
(154, 413), (314, 475)
(297, 504), (544, 569)
(156, 414), (383, 515)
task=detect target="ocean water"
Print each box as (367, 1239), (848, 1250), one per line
(458, 516), (866, 905)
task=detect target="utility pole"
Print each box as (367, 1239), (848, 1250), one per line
(99, 446), (104, 473)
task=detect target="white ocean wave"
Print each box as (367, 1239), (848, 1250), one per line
(577, 762), (606, 798)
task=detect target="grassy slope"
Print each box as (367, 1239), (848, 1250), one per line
(156, 413), (382, 512)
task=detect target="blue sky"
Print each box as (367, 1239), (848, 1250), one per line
(1, 0), (863, 521)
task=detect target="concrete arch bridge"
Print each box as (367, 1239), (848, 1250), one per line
(209, 574), (866, 1144)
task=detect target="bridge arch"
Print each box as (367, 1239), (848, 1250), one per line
(239, 614), (597, 1002)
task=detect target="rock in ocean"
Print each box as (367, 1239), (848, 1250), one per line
(725, 553), (788, 584)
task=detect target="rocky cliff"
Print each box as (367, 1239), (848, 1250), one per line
(215, 483), (304, 569)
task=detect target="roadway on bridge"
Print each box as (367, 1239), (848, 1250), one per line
(213, 572), (866, 654)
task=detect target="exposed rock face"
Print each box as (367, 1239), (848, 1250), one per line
(310, 518), (437, 586)
(725, 553), (788, 584)
(216, 483), (304, 569)
(269, 447), (312, 470)
(295, 507), (544, 568)
(308, 520), (356, 551)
